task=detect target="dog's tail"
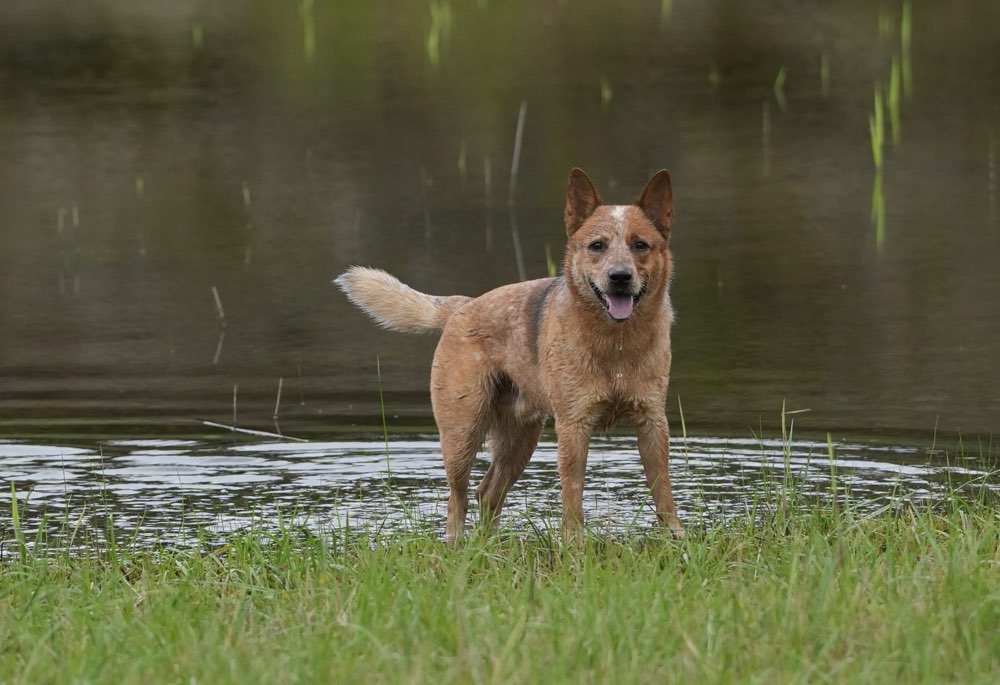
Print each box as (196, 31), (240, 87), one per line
(334, 266), (471, 334)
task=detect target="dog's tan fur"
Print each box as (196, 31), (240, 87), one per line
(336, 168), (683, 540)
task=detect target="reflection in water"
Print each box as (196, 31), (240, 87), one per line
(871, 172), (885, 252)
(869, 4), (910, 254)
(1, 3), (999, 450)
(3, 435), (996, 552)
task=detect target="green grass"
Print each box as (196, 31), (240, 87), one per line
(2, 494), (999, 683)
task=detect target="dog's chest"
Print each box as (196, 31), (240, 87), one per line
(543, 345), (668, 421)
(594, 335), (669, 391)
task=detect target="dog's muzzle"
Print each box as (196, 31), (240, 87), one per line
(590, 278), (644, 321)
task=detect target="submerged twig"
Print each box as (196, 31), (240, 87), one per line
(211, 286), (226, 324)
(212, 286), (227, 365)
(509, 209), (526, 282)
(273, 377), (284, 421)
(272, 377), (285, 436)
(201, 420), (308, 443)
(212, 330), (225, 365)
(377, 357), (392, 477)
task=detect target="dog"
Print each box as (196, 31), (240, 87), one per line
(335, 168), (683, 540)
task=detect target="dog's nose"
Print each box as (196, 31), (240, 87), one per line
(608, 269), (633, 285)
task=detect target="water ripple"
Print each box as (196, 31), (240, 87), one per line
(1, 435), (995, 552)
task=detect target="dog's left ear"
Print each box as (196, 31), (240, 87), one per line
(636, 169), (673, 236)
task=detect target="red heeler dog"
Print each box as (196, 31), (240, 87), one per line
(336, 168), (683, 540)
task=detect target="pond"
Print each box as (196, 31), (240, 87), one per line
(3, 432), (997, 550)
(1, 1), (998, 547)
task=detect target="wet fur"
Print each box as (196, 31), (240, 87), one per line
(335, 168), (684, 540)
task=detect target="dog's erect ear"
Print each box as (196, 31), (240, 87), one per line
(564, 167), (602, 236)
(636, 169), (673, 235)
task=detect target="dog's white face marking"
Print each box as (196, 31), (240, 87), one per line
(610, 205), (627, 225)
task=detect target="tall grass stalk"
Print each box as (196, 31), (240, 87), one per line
(827, 433), (840, 517)
(508, 100), (527, 206)
(676, 395), (688, 464)
(544, 244), (558, 277)
(10, 481), (27, 564)
(376, 356), (392, 477)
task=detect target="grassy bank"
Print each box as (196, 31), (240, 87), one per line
(2, 496), (999, 684)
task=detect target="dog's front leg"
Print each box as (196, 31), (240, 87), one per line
(554, 417), (593, 538)
(636, 413), (685, 538)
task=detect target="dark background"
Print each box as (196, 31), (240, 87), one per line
(1, 0), (998, 442)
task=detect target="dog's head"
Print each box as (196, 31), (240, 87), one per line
(563, 168), (674, 322)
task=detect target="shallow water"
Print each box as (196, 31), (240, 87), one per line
(3, 433), (996, 551)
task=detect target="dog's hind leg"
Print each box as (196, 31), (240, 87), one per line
(432, 351), (492, 542)
(439, 422), (486, 542)
(476, 414), (543, 530)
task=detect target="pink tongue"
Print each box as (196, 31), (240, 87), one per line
(602, 293), (634, 320)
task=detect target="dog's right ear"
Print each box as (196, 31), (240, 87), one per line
(564, 167), (601, 236)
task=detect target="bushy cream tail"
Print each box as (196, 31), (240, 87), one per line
(334, 266), (470, 333)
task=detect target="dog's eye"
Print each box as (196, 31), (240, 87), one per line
(588, 240), (605, 252)
(633, 240), (649, 251)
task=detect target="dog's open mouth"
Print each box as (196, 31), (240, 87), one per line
(590, 280), (643, 321)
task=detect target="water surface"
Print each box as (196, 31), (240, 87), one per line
(1, 2), (998, 544)
(3, 434), (996, 551)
